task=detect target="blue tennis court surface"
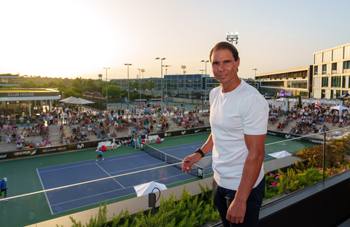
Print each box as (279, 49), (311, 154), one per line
(37, 142), (208, 214)
(37, 141), (274, 214)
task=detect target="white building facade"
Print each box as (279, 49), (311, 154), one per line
(313, 43), (350, 99)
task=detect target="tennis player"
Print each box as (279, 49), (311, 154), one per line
(182, 42), (268, 227)
(96, 150), (104, 161)
(0, 177), (7, 200)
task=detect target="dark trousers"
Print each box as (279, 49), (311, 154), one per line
(213, 177), (265, 227)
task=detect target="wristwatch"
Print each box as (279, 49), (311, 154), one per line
(195, 148), (205, 158)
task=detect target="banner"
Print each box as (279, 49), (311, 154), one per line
(0, 126), (212, 161)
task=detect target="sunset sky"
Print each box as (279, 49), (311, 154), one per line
(1, 0), (349, 80)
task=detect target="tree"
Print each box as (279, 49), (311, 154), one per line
(130, 90), (139, 99)
(101, 85), (122, 98)
(20, 80), (36, 88)
(129, 81), (139, 90)
(1, 85), (15, 89)
(62, 88), (83, 98)
(71, 77), (84, 94)
(85, 79), (98, 92)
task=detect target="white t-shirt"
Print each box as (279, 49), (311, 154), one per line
(209, 79), (268, 190)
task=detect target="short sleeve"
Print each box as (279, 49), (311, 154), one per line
(240, 94), (268, 135)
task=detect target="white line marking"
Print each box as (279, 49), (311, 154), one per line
(38, 153), (150, 173)
(36, 168), (53, 215)
(95, 163), (125, 188)
(108, 162), (165, 175)
(50, 172), (189, 207)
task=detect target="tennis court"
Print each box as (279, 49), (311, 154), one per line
(36, 137), (312, 214)
(37, 151), (197, 214)
(0, 132), (318, 227)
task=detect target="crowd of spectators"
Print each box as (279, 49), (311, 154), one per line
(0, 103), (209, 150)
(270, 102), (350, 135)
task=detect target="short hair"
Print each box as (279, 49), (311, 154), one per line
(209, 42), (239, 62)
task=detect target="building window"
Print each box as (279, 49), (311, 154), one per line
(322, 64), (327, 75)
(287, 80), (307, 89)
(331, 76), (341, 88)
(314, 65), (318, 75)
(344, 61), (350, 73)
(261, 81), (284, 87)
(322, 77), (328, 87)
(332, 63), (337, 74)
(343, 76), (346, 88)
(321, 89), (325, 99)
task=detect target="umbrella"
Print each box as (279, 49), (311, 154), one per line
(134, 181), (167, 197)
(340, 93), (349, 98)
(268, 150), (292, 159)
(59, 97), (94, 104)
(330, 105), (350, 111)
(73, 98), (94, 104)
(59, 97), (79, 103)
(275, 98), (288, 102)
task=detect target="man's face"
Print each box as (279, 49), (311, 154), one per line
(211, 49), (240, 88)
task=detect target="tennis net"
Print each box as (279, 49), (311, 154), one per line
(143, 144), (204, 179)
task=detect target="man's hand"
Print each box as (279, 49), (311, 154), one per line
(181, 153), (201, 173)
(226, 198), (246, 224)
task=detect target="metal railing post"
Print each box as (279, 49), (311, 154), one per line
(322, 131), (326, 181)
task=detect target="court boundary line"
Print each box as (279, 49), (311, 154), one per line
(38, 153), (150, 173)
(108, 162), (165, 175)
(36, 168), (54, 215)
(49, 172), (190, 214)
(95, 162), (125, 188)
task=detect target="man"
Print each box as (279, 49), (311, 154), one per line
(96, 150), (104, 161)
(182, 42), (268, 226)
(0, 177), (7, 200)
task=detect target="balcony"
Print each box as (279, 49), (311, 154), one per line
(332, 70), (337, 74)
(322, 71), (327, 75)
(314, 72), (318, 75)
(343, 69), (350, 74)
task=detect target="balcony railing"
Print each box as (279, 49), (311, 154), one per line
(332, 70), (337, 74)
(343, 69), (350, 74)
(322, 71), (327, 75)
(314, 72), (318, 75)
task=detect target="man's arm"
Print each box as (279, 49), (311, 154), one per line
(226, 134), (266, 224)
(181, 132), (213, 173)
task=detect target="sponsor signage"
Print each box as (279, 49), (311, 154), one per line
(267, 130), (324, 144)
(0, 126), (212, 161)
(0, 92), (59, 97)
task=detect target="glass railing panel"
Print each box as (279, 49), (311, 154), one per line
(0, 154), (208, 227)
(263, 132), (325, 204)
(325, 127), (350, 179)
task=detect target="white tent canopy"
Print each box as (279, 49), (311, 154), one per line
(268, 150), (292, 159)
(330, 105), (349, 111)
(133, 181), (167, 197)
(59, 97), (94, 104)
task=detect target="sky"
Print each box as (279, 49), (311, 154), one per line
(1, 0), (349, 80)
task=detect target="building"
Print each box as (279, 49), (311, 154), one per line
(312, 43), (350, 99)
(110, 74), (220, 91)
(0, 88), (61, 116)
(255, 65), (313, 97)
(0, 74), (19, 87)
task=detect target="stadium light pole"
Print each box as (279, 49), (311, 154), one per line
(125, 63), (132, 107)
(201, 60), (209, 75)
(155, 57), (166, 106)
(103, 67), (110, 111)
(253, 68), (257, 80)
(141, 69), (145, 99)
(163, 65), (171, 107)
(137, 68), (141, 101)
(226, 32), (239, 44)
(181, 65), (186, 74)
